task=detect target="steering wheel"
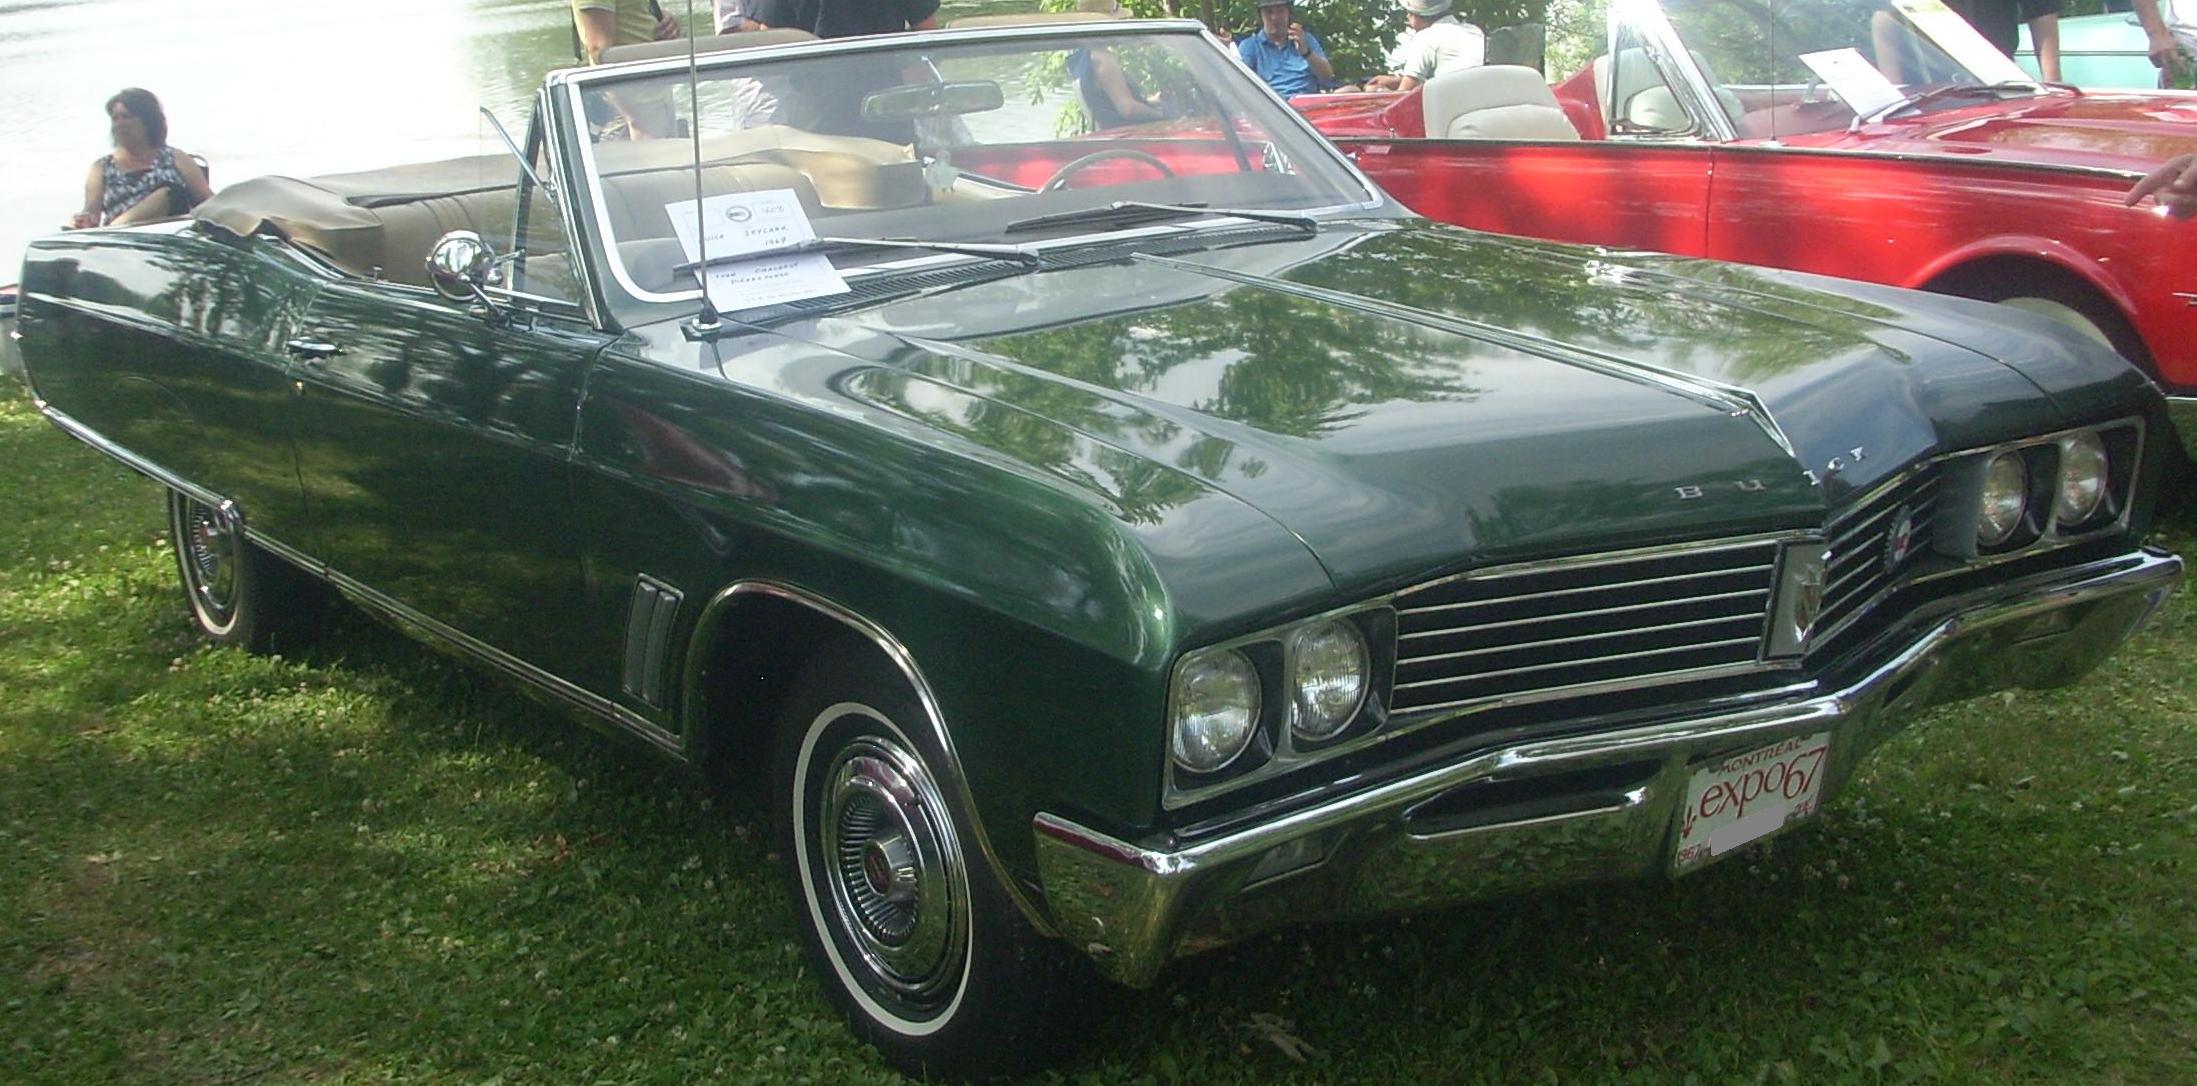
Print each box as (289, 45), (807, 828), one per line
(1040, 148), (1177, 192)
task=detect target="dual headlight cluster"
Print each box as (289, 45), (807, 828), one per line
(1968, 426), (2132, 553)
(1168, 612), (1390, 789)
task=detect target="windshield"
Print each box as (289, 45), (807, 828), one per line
(565, 25), (1376, 309)
(1619, 0), (2041, 139)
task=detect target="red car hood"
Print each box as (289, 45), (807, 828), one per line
(1790, 90), (2197, 171)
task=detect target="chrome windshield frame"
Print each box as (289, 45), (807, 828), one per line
(1604, 0), (1741, 143)
(544, 20), (1389, 313)
(1603, 0), (2049, 145)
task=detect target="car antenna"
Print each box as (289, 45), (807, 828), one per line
(681, 0), (728, 339)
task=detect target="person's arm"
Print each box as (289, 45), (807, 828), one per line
(1093, 51), (1165, 122)
(69, 159), (103, 229)
(1292, 25), (1334, 83)
(2028, 12), (2060, 82)
(2127, 152), (2197, 218)
(573, 6), (619, 63)
(110, 188), (175, 226)
(1392, 36), (1429, 92)
(173, 150), (214, 206)
(2133, 0), (2188, 78)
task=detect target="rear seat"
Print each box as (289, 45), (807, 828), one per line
(193, 126), (931, 290)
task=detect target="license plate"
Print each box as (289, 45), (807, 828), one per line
(1672, 732), (1832, 874)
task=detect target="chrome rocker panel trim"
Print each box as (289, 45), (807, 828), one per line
(1034, 547), (2182, 988)
(35, 399), (687, 757)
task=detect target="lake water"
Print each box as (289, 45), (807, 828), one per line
(0, 0), (1027, 280)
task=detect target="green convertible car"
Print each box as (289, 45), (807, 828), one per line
(15, 18), (2185, 1075)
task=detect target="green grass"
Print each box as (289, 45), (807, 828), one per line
(3, 383), (2193, 1085)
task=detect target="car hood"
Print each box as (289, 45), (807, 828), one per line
(760, 222), (2083, 595)
(1818, 90), (2197, 169)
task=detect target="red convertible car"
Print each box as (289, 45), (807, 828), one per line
(1298, 0), (2197, 457)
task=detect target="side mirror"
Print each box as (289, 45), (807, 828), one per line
(426, 231), (495, 304)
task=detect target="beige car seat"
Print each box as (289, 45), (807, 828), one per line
(1421, 65), (1580, 140)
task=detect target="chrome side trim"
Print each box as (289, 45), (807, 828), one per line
(680, 579), (1056, 937)
(37, 399), (678, 756)
(325, 568), (687, 758)
(35, 400), (226, 509)
(1710, 140), (2159, 183)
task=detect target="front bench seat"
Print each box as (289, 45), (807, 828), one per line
(1421, 65), (1580, 140)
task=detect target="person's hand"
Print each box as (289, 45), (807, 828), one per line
(1365, 73), (1402, 91)
(65, 211), (97, 230)
(1288, 22), (1308, 54)
(2127, 153), (2197, 219)
(2148, 29), (2188, 80)
(653, 11), (682, 40)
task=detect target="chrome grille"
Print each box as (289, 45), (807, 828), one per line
(1391, 540), (1782, 715)
(1812, 467), (1942, 648)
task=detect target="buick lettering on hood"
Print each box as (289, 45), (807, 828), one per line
(13, 17), (2181, 1076)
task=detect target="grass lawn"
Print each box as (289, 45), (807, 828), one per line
(3, 382), (2193, 1085)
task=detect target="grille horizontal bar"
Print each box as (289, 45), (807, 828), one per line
(1813, 468), (1941, 647)
(1391, 539), (1781, 715)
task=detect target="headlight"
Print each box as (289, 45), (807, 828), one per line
(1977, 451), (2028, 547)
(1289, 620), (1369, 741)
(1170, 650), (1260, 774)
(2054, 431), (2108, 525)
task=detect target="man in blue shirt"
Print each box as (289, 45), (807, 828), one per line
(1236, 0), (1334, 97)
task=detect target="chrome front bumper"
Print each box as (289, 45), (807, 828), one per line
(1033, 548), (2182, 987)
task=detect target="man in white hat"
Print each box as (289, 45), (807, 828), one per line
(1366, 0), (1485, 92)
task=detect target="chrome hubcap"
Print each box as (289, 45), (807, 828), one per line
(818, 736), (965, 1004)
(181, 501), (238, 624)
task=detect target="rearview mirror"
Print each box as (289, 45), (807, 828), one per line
(426, 231), (494, 304)
(860, 80), (1006, 122)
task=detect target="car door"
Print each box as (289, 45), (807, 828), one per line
(1341, 19), (1717, 256)
(286, 159), (613, 678)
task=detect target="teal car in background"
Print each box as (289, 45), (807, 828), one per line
(2019, 1), (2195, 87)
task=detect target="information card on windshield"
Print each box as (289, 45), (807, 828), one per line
(1797, 48), (1904, 118)
(665, 189), (848, 311)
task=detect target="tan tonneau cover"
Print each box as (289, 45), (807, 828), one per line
(193, 155), (520, 282)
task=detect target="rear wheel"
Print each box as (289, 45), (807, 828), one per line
(771, 642), (1071, 1078)
(167, 491), (323, 652)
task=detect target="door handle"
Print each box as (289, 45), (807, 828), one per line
(285, 338), (344, 361)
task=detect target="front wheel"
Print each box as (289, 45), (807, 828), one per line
(167, 490), (323, 652)
(1948, 273), (2153, 369)
(772, 643), (1071, 1078)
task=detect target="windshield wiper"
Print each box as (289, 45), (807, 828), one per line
(1854, 80), (2041, 129)
(1004, 201), (1319, 237)
(676, 235), (1040, 274)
